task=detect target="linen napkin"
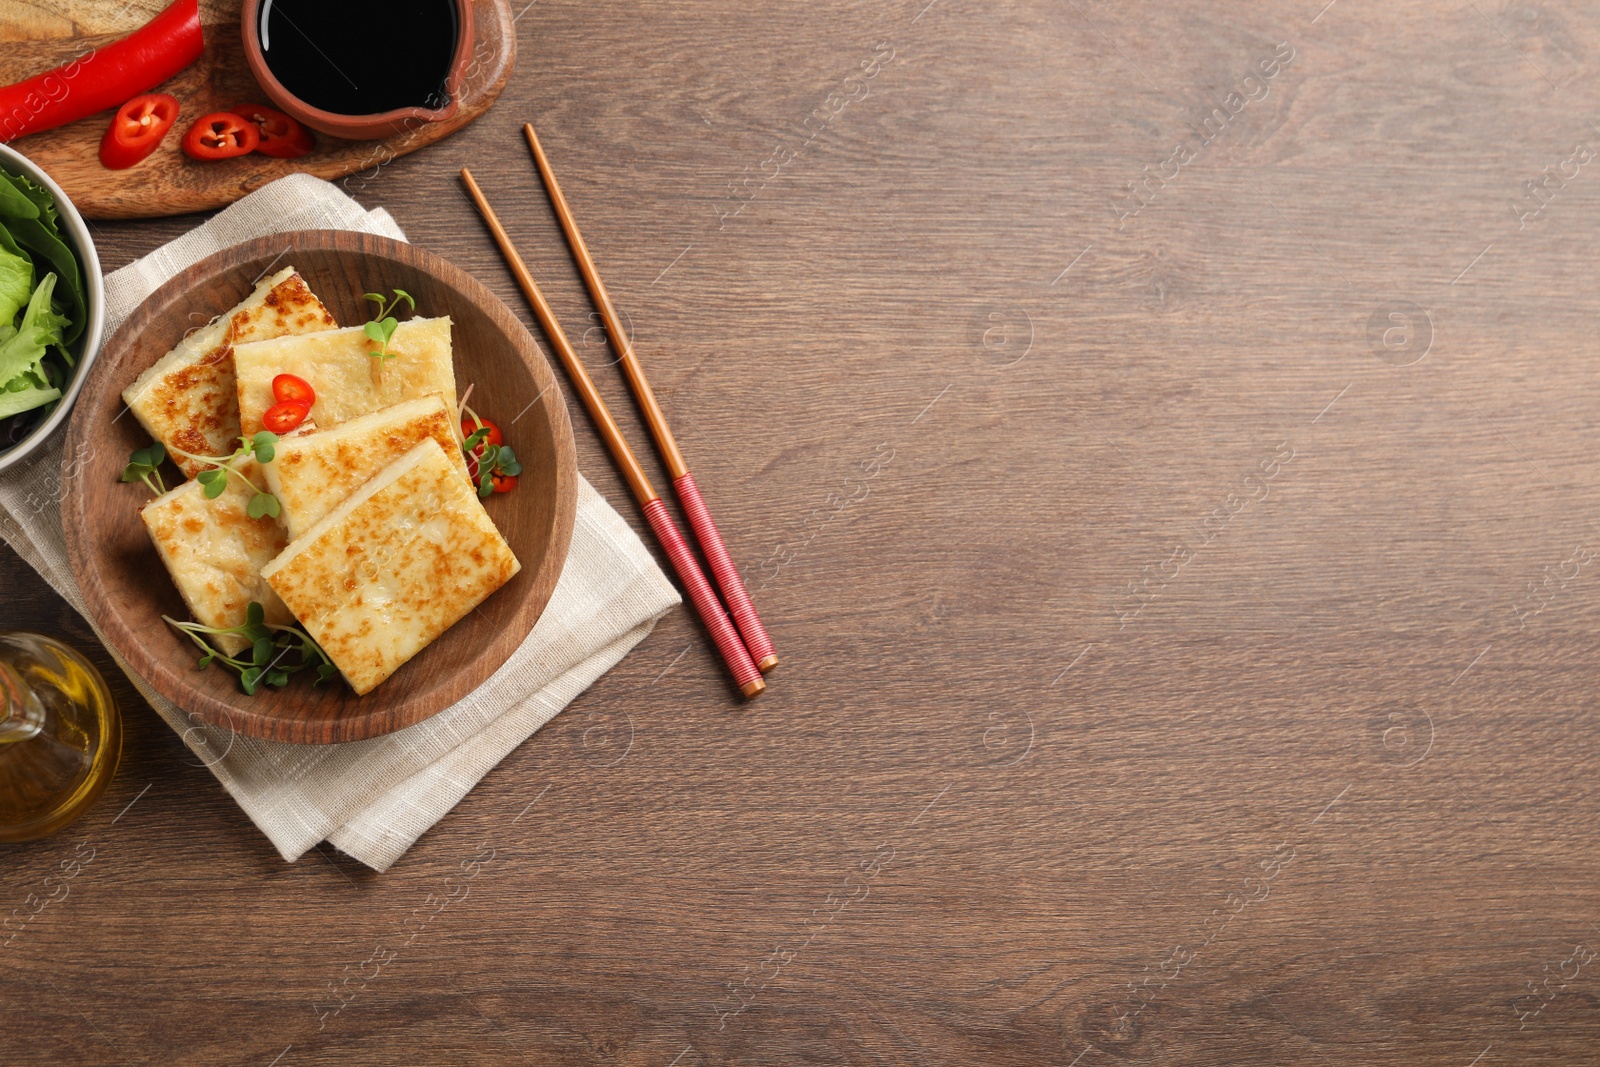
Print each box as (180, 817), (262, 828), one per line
(0, 174), (680, 871)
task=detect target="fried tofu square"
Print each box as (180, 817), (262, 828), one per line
(122, 267), (338, 479)
(262, 394), (471, 541)
(261, 438), (519, 696)
(140, 459), (296, 657)
(233, 317), (457, 438)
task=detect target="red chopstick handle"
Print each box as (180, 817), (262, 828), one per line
(643, 497), (765, 699)
(673, 472), (778, 671)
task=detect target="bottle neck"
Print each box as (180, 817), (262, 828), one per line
(0, 660), (44, 743)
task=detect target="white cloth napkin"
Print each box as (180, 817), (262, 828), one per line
(0, 174), (680, 871)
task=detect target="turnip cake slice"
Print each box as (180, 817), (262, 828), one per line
(141, 458), (294, 656)
(261, 438), (519, 695)
(233, 316), (456, 437)
(262, 394), (470, 540)
(122, 267), (337, 478)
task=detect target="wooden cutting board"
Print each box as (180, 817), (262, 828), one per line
(0, 0), (515, 219)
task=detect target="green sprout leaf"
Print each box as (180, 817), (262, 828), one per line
(161, 439), (280, 507)
(249, 492), (281, 520)
(120, 441), (168, 496)
(364, 290), (413, 359)
(456, 402), (523, 495)
(165, 602), (336, 696)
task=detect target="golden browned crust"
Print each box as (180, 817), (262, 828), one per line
(124, 269), (338, 479)
(264, 395), (471, 540)
(233, 317), (456, 438)
(262, 439), (519, 695)
(140, 467), (294, 657)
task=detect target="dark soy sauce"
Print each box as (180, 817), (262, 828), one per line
(260, 0), (459, 116)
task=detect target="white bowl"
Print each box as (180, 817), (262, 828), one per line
(0, 143), (105, 475)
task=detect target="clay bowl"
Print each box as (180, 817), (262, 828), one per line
(239, 0), (476, 139)
(61, 231), (578, 744)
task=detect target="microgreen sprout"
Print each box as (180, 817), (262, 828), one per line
(163, 431), (282, 518)
(363, 288), (415, 360)
(121, 442), (168, 497)
(462, 403), (522, 498)
(164, 601), (339, 695)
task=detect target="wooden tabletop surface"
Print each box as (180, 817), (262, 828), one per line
(7, 0), (1600, 1063)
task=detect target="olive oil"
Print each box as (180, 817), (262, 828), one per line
(260, 0), (460, 116)
(0, 633), (119, 843)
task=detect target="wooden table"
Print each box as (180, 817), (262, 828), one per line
(6, 1), (1600, 1062)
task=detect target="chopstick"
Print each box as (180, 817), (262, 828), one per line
(521, 122), (780, 675)
(460, 167), (765, 701)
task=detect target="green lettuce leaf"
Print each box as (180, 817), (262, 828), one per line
(0, 175), (39, 220)
(0, 274), (67, 387)
(0, 274), (68, 424)
(0, 379), (59, 420)
(0, 171), (84, 345)
(1, 170), (58, 229)
(0, 241), (31, 328)
(0, 218), (28, 272)
(0, 327), (59, 419)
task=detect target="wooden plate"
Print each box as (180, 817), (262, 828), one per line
(61, 231), (578, 744)
(0, 0), (515, 219)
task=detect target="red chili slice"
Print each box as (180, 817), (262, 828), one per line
(461, 414), (503, 450)
(490, 472), (518, 494)
(271, 373), (315, 406)
(228, 102), (314, 160)
(262, 401), (310, 434)
(182, 112), (259, 160)
(99, 93), (179, 170)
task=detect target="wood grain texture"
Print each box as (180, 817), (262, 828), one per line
(0, 0), (515, 218)
(60, 231), (577, 743)
(7, 0), (1600, 1063)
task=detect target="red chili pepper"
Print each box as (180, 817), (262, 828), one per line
(0, 0), (203, 144)
(461, 414), (503, 450)
(98, 93), (179, 169)
(490, 473), (518, 494)
(228, 103), (314, 160)
(262, 401), (310, 434)
(271, 373), (315, 407)
(183, 112), (259, 160)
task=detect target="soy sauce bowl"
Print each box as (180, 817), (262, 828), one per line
(239, 0), (477, 141)
(0, 144), (105, 476)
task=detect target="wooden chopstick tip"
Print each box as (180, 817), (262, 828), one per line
(741, 676), (767, 700)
